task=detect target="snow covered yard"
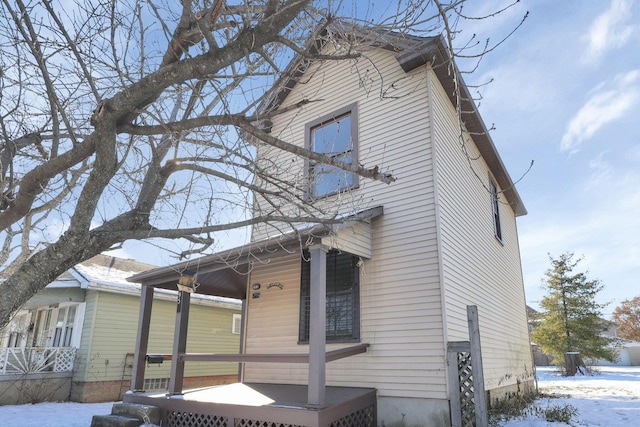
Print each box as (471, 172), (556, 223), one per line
(501, 366), (640, 426)
(0, 366), (638, 426)
(0, 400), (115, 427)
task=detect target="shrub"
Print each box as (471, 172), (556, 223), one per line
(488, 392), (579, 426)
(544, 403), (578, 423)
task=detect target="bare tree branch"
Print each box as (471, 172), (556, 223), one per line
(0, 0), (526, 328)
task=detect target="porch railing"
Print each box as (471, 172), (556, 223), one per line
(0, 347), (77, 374)
(143, 343), (370, 396)
(147, 343), (370, 364)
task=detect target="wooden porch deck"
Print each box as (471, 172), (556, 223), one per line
(123, 382), (376, 427)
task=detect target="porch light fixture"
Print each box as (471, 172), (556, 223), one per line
(176, 269), (197, 293)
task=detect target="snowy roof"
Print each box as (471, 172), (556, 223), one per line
(50, 254), (241, 309)
(74, 254), (156, 287)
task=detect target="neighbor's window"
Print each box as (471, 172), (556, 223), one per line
(490, 178), (503, 242)
(299, 250), (360, 343)
(4, 312), (31, 348)
(306, 104), (358, 198)
(232, 313), (242, 335)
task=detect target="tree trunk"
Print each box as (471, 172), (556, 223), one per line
(564, 352), (586, 376)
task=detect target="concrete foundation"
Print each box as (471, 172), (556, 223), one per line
(0, 373), (72, 405)
(376, 396), (451, 427)
(70, 374), (238, 403)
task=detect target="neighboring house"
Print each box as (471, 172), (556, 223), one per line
(596, 319), (640, 366)
(117, 24), (533, 427)
(0, 254), (241, 405)
(593, 340), (640, 367)
(587, 320), (640, 366)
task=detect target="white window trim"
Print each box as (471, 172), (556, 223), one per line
(232, 313), (242, 335)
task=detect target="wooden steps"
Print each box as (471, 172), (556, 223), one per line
(90, 402), (160, 427)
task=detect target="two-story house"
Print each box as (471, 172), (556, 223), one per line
(116, 23), (534, 427)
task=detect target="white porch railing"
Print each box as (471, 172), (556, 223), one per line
(0, 347), (76, 374)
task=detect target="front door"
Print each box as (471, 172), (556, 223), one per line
(33, 304), (82, 348)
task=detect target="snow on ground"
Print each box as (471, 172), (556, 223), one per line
(0, 366), (638, 426)
(501, 366), (640, 426)
(0, 400), (115, 427)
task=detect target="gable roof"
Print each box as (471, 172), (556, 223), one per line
(261, 21), (526, 216)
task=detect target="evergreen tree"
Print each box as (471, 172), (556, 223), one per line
(531, 253), (617, 371)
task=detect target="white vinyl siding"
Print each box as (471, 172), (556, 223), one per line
(429, 69), (533, 391)
(321, 222), (372, 259)
(245, 47), (448, 399)
(245, 41), (531, 404)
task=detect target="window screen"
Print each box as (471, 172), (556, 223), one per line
(299, 250), (360, 343)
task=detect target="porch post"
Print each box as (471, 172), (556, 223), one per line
(168, 291), (190, 395)
(468, 305), (488, 427)
(308, 244), (328, 406)
(238, 299), (246, 382)
(131, 284), (154, 392)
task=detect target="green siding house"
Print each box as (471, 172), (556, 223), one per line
(0, 254), (241, 405)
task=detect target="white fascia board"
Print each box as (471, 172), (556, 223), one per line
(87, 281), (241, 311)
(67, 268), (91, 288)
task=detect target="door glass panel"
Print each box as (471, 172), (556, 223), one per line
(63, 306), (76, 346)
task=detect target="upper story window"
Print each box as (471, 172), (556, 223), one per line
(490, 178), (503, 242)
(305, 103), (358, 199)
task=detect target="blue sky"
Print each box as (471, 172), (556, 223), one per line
(113, 0), (639, 317)
(463, 0), (640, 314)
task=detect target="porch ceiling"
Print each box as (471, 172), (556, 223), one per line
(127, 238), (300, 300)
(127, 206), (383, 300)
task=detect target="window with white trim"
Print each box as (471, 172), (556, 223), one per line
(232, 313), (242, 335)
(306, 103), (358, 199)
(33, 303), (84, 348)
(2, 312), (31, 348)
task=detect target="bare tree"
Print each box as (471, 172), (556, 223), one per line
(0, 0), (525, 328)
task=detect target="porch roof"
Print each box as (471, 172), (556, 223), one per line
(127, 206), (383, 300)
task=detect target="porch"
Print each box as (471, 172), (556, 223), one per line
(122, 208), (382, 426)
(124, 382), (376, 427)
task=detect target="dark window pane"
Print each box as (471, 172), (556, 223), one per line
(490, 180), (502, 241)
(299, 250), (360, 343)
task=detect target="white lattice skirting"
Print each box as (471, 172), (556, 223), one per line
(0, 347), (76, 374)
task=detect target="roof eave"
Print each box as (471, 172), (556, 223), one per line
(127, 206), (384, 296)
(396, 38), (527, 217)
(261, 23), (526, 217)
